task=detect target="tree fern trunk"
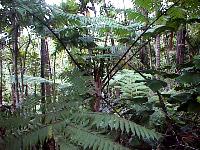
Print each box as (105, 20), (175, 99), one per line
(41, 38), (52, 117)
(40, 38), (46, 116)
(176, 27), (186, 65)
(139, 7), (149, 69)
(155, 35), (161, 69)
(93, 68), (102, 112)
(12, 2), (19, 108)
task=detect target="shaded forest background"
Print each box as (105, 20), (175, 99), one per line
(0, 0), (200, 149)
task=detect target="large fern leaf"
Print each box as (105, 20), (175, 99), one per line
(66, 125), (129, 150)
(72, 112), (162, 141)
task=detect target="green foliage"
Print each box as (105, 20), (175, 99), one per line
(67, 125), (129, 150)
(108, 69), (166, 131)
(0, 69), (161, 150)
(145, 79), (167, 92)
(1, 0), (200, 149)
(126, 9), (147, 23)
(84, 113), (161, 140)
(134, 0), (153, 11)
(176, 72), (200, 84)
(145, 25), (175, 37)
(110, 69), (151, 101)
(168, 6), (186, 19)
(193, 55), (200, 69)
(10, 75), (52, 84)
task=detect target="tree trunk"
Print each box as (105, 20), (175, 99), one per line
(155, 35), (161, 69)
(40, 38), (46, 116)
(40, 38), (52, 116)
(163, 34), (170, 65)
(40, 38), (55, 150)
(19, 32), (30, 101)
(93, 68), (102, 112)
(12, 2), (19, 108)
(169, 31), (174, 52)
(139, 8), (149, 69)
(45, 39), (51, 98)
(0, 43), (3, 107)
(176, 27), (186, 65)
(148, 39), (153, 69)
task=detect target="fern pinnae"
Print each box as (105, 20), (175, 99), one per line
(129, 122), (136, 136)
(103, 114), (111, 128)
(120, 118), (125, 132)
(83, 112), (162, 140)
(66, 125), (129, 150)
(108, 115), (114, 130)
(114, 116), (120, 130)
(98, 139), (105, 150)
(125, 121), (130, 133)
(92, 139), (100, 150)
(88, 135), (97, 149)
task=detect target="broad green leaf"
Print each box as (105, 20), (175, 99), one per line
(168, 7), (187, 19)
(134, 0), (153, 11)
(178, 101), (200, 113)
(168, 93), (193, 104)
(145, 25), (175, 37)
(126, 10), (147, 23)
(145, 79), (167, 92)
(193, 55), (200, 69)
(176, 72), (200, 84)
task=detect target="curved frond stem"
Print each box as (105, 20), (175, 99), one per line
(102, 39), (151, 89)
(18, 4), (82, 70)
(102, 0), (181, 88)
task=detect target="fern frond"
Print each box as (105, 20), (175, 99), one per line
(66, 125), (129, 150)
(0, 113), (30, 130)
(5, 126), (50, 150)
(72, 112), (162, 141)
(58, 139), (80, 150)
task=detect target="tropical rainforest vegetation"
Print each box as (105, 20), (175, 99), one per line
(0, 0), (200, 149)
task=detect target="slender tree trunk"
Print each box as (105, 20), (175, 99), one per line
(44, 40), (51, 98)
(12, 3), (19, 108)
(93, 69), (102, 112)
(139, 8), (149, 69)
(155, 35), (161, 69)
(169, 31), (174, 52)
(19, 32), (30, 100)
(19, 59), (24, 102)
(34, 64), (37, 97)
(163, 34), (170, 65)
(40, 38), (46, 116)
(176, 27), (186, 65)
(148, 39), (153, 69)
(40, 38), (52, 117)
(0, 43), (3, 107)
(53, 53), (56, 102)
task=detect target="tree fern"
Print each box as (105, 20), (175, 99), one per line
(50, 7), (128, 31)
(5, 125), (50, 150)
(66, 125), (129, 150)
(71, 112), (162, 141)
(110, 69), (151, 100)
